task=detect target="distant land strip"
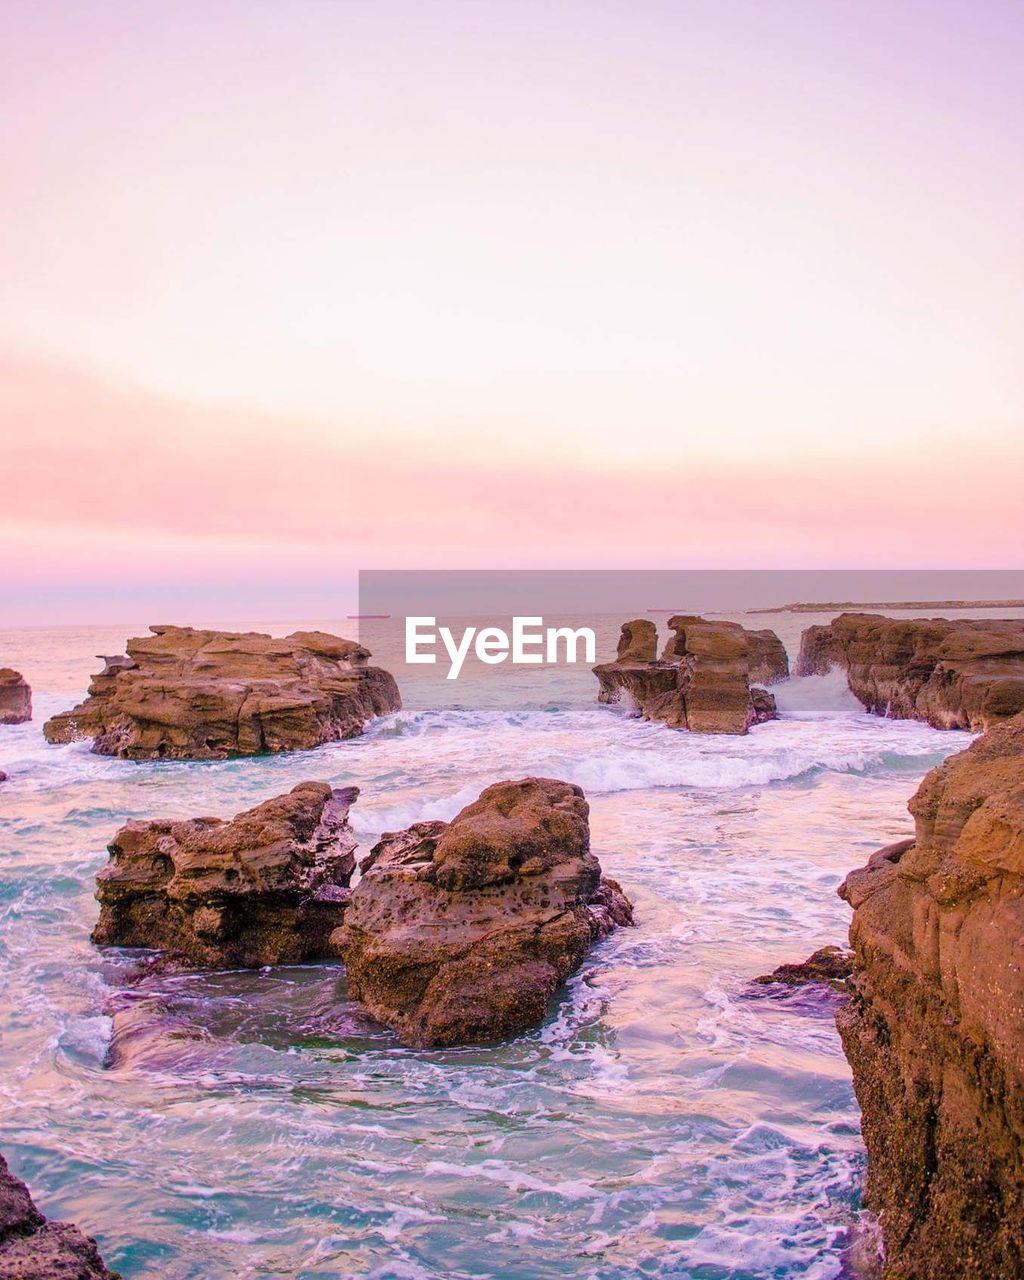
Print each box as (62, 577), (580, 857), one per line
(747, 599), (1024, 614)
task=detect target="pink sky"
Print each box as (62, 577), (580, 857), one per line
(1, 1), (1022, 622)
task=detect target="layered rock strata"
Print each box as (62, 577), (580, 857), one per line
(797, 612), (1024, 731)
(93, 782), (357, 967)
(594, 616), (786, 734)
(44, 626), (400, 758)
(837, 712), (1024, 1277)
(333, 777), (633, 1047)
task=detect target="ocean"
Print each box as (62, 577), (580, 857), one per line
(0, 611), (991, 1279)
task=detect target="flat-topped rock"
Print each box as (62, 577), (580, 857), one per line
(43, 625), (400, 758)
(0, 669), (31, 725)
(333, 777), (633, 1047)
(837, 712), (1024, 1277)
(797, 612), (1024, 730)
(0, 1152), (118, 1279)
(594, 616), (787, 734)
(93, 782), (358, 967)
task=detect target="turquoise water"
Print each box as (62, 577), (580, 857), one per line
(0, 619), (974, 1279)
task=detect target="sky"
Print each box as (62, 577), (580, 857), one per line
(1, 0), (1022, 622)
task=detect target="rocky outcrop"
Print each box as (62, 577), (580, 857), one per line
(753, 945), (853, 990)
(0, 1152), (118, 1279)
(93, 782), (357, 967)
(0, 669), (31, 724)
(837, 712), (1024, 1278)
(797, 612), (1024, 731)
(594, 616), (786, 734)
(333, 777), (633, 1047)
(43, 626), (400, 758)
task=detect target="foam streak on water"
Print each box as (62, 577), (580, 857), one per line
(0, 628), (974, 1279)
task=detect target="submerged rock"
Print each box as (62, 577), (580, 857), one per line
(333, 777), (633, 1047)
(594, 616), (786, 734)
(93, 782), (358, 967)
(796, 612), (1024, 731)
(0, 669), (31, 725)
(44, 625), (400, 758)
(0, 1152), (118, 1279)
(753, 945), (853, 990)
(837, 711), (1024, 1277)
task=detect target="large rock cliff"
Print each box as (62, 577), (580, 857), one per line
(594, 616), (787, 734)
(797, 613), (1024, 731)
(43, 626), (400, 758)
(837, 711), (1024, 1277)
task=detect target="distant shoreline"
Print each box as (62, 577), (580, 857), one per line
(747, 599), (1024, 614)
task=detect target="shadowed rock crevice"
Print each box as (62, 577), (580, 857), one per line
(43, 625), (400, 758)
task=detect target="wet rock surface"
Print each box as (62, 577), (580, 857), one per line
(0, 1152), (118, 1279)
(837, 711), (1024, 1278)
(93, 782), (358, 967)
(333, 777), (633, 1047)
(752, 945), (853, 990)
(43, 625), (400, 758)
(0, 668), (31, 725)
(594, 616), (786, 734)
(797, 612), (1024, 731)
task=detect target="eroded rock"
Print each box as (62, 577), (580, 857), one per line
(333, 777), (633, 1047)
(93, 782), (358, 967)
(594, 616), (786, 734)
(0, 669), (31, 725)
(796, 612), (1024, 731)
(44, 626), (400, 758)
(753, 945), (853, 990)
(837, 712), (1024, 1277)
(0, 1152), (118, 1279)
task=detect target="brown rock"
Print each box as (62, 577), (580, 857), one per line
(0, 1152), (118, 1279)
(93, 782), (358, 967)
(753, 944), (853, 989)
(796, 612), (1024, 730)
(594, 616), (784, 734)
(615, 618), (658, 663)
(0, 669), (31, 725)
(333, 777), (633, 1047)
(43, 626), (400, 759)
(837, 712), (1024, 1277)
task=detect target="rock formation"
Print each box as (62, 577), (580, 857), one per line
(752, 945), (853, 990)
(0, 1152), (118, 1279)
(93, 782), (357, 967)
(594, 616), (787, 734)
(333, 777), (633, 1047)
(796, 612), (1024, 731)
(837, 711), (1024, 1277)
(43, 626), (400, 759)
(0, 669), (31, 725)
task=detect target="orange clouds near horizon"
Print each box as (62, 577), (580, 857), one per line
(2, 352), (1022, 623)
